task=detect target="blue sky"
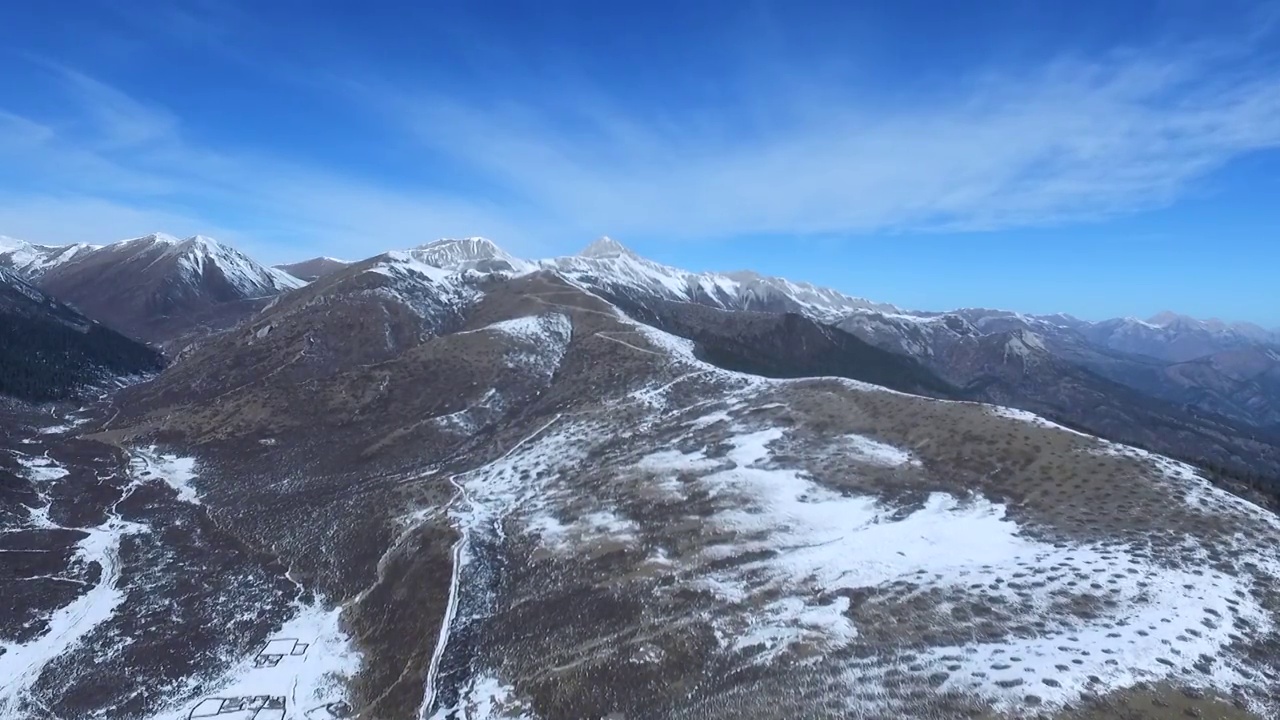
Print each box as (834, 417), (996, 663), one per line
(1, 0), (1278, 325)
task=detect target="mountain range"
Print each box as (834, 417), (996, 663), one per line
(2, 230), (1279, 720)
(4, 230), (1277, 484)
(3, 233), (303, 346)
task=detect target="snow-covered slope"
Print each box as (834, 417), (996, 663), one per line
(540, 236), (895, 322)
(127, 233), (305, 297)
(358, 250), (481, 323)
(0, 235), (99, 280)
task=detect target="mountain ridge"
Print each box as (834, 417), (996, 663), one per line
(274, 256), (351, 282)
(0, 235), (100, 280)
(8, 231), (1276, 438)
(34, 233), (304, 344)
(12, 232), (1273, 348)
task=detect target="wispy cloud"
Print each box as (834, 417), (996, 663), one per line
(40, 62), (178, 150)
(0, 62), (532, 261)
(378, 46), (1280, 240)
(2, 30), (1280, 262)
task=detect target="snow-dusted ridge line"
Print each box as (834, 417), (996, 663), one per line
(371, 251), (454, 283)
(538, 238), (898, 323)
(0, 235), (100, 279)
(19, 232), (304, 300)
(159, 234), (306, 296)
(276, 234), (898, 326)
(13, 232), (1277, 345)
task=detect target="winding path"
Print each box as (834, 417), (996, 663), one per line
(418, 413), (564, 719)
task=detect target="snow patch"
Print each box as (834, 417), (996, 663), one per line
(1098, 444), (1280, 537)
(988, 405), (1092, 438)
(131, 447), (201, 504)
(0, 510), (147, 715)
(154, 601), (361, 720)
(528, 509), (640, 554)
(13, 452), (69, 481)
(843, 434), (916, 466)
(432, 389), (501, 436)
(734, 595), (855, 662)
(642, 424), (1274, 711)
(489, 314), (572, 378)
(36, 415), (89, 435)
(427, 672), (532, 720)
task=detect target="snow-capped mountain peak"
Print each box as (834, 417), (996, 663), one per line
(147, 234), (306, 295)
(540, 238), (895, 323)
(0, 235), (101, 280)
(579, 235), (637, 259)
(179, 234), (221, 251)
(1146, 311), (1209, 333)
(1147, 310), (1190, 328)
(118, 232), (183, 248)
(408, 237), (534, 274)
(0, 234), (27, 253)
(30, 232), (307, 342)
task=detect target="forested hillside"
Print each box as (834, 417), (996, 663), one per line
(0, 268), (163, 401)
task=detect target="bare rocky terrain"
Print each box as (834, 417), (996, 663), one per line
(2, 238), (1279, 720)
(274, 258), (352, 283)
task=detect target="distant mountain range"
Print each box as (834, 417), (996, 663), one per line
(3, 231), (1276, 444)
(11, 230), (1269, 354)
(3, 233), (303, 345)
(4, 230), (1280, 720)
